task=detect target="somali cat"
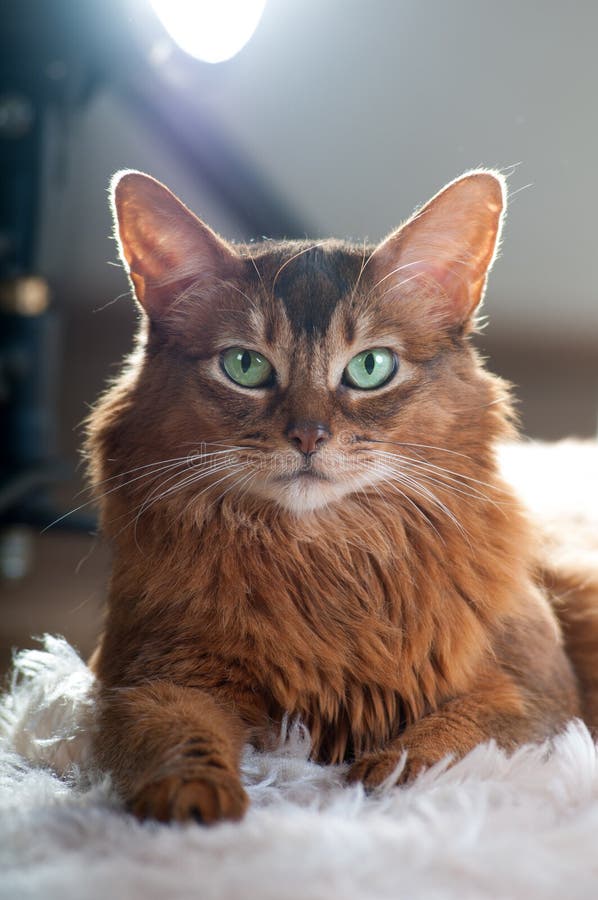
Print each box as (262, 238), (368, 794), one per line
(87, 169), (591, 825)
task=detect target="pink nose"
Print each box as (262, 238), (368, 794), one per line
(286, 423), (330, 456)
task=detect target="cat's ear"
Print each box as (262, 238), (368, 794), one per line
(372, 171), (505, 325)
(110, 170), (243, 318)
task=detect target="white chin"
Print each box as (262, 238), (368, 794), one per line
(253, 477), (348, 515)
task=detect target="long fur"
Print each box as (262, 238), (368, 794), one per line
(83, 171), (593, 823)
(3, 637), (598, 899)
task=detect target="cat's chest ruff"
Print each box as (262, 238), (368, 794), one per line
(203, 523), (434, 719)
(220, 546), (411, 762)
(180, 502), (494, 760)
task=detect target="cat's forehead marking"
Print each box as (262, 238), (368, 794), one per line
(269, 244), (362, 339)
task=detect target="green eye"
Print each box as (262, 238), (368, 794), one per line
(221, 347), (274, 388)
(343, 348), (396, 390)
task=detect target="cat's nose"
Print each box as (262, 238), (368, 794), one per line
(285, 422), (330, 456)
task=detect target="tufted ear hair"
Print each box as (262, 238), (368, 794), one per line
(371, 170), (506, 326)
(110, 170), (244, 319)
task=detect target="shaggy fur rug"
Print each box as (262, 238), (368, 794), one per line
(2, 442), (597, 899)
(3, 637), (598, 900)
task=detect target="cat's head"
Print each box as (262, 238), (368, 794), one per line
(98, 170), (509, 518)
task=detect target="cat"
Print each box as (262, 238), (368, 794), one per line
(87, 169), (593, 825)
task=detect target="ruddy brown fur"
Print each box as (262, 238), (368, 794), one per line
(87, 170), (585, 823)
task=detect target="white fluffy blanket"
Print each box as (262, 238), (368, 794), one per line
(3, 637), (598, 900)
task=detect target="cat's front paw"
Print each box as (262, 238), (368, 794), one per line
(347, 745), (427, 790)
(130, 767), (248, 825)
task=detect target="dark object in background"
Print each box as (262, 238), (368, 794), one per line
(0, 1), (102, 567)
(0, 279), (60, 516)
(0, 0), (309, 577)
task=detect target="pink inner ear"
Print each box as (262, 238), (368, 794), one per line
(372, 172), (505, 325)
(372, 242), (482, 322)
(406, 259), (486, 322)
(113, 172), (243, 319)
(120, 201), (208, 287)
(373, 171), (504, 324)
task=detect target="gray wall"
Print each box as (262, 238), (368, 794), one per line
(38, 0), (598, 347)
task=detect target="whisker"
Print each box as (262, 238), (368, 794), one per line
(365, 437), (475, 462)
(367, 259), (431, 294)
(246, 252), (268, 297)
(271, 241), (328, 296)
(349, 238), (372, 302)
(188, 464), (250, 505)
(371, 469), (446, 545)
(138, 459), (241, 516)
(365, 456), (470, 544)
(130, 461), (246, 547)
(393, 463), (498, 509)
(78, 454), (206, 496)
(78, 446), (250, 500)
(354, 468), (435, 549)
(207, 468), (256, 511)
(366, 449), (502, 498)
(42, 457), (198, 532)
(389, 468), (468, 540)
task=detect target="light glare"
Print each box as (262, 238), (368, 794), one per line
(149, 0), (267, 64)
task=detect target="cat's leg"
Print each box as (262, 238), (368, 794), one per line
(546, 562), (598, 732)
(538, 521), (598, 732)
(347, 668), (525, 787)
(94, 681), (249, 823)
(347, 653), (579, 789)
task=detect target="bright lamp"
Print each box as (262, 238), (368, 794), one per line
(149, 0), (267, 64)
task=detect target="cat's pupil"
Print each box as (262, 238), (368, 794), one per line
(241, 351), (251, 373)
(364, 353), (375, 375)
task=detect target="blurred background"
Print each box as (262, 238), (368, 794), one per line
(1, 0), (597, 674)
